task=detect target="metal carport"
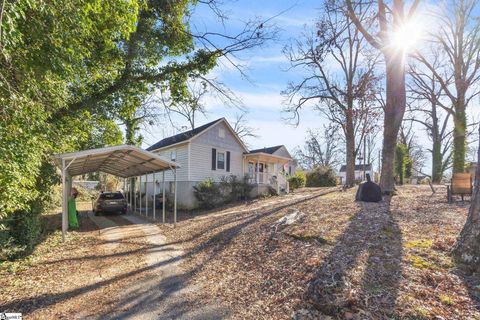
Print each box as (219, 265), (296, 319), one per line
(54, 145), (180, 241)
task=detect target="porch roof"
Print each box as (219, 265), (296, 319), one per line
(244, 152), (291, 163)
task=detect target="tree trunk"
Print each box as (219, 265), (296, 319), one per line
(452, 101), (467, 173)
(452, 126), (480, 271)
(431, 139), (443, 183)
(431, 99), (443, 183)
(345, 110), (355, 187)
(380, 51), (406, 194)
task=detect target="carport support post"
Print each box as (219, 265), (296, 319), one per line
(61, 159), (67, 242)
(174, 168), (177, 227)
(139, 175), (142, 214)
(162, 170), (166, 223)
(134, 176), (137, 213)
(145, 174), (148, 217)
(130, 178), (133, 212)
(153, 172), (156, 220)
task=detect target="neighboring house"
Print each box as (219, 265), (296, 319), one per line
(338, 164), (374, 184)
(141, 118), (294, 209)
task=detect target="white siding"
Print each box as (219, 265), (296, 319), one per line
(151, 143), (189, 182)
(189, 121), (246, 182)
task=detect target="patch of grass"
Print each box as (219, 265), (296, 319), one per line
(405, 239), (433, 249)
(411, 306), (431, 319)
(437, 254), (455, 269)
(439, 295), (454, 305)
(285, 231), (334, 245)
(408, 255), (435, 270)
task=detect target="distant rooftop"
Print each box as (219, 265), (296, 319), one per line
(339, 164), (372, 172)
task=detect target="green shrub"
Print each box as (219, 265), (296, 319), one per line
(226, 175), (254, 202)
(306, 166), (337, 187)
(288, 171), (306, 191)
(1, 211), (43, 260)
(193, 178), (222, 209)
(193, 175), (254, 208)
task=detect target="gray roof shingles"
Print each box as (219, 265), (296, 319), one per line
(247, 145), (283, 155)
(146, 118), (223, 151)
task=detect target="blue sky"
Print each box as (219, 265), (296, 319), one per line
(142, 0), (326, 153)
(140, 0), (480, 174)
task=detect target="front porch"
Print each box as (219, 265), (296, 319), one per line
(243, 152), (290, 195)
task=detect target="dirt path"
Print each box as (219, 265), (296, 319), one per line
(88, 213), (229, 320)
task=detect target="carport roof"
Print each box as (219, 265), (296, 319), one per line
(54, 145), (180, 178)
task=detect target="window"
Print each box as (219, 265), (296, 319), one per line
(219, 128), (225, 138)
(99, 192), (124, 200)
(170, 150), (176, 162)
(217, 152), (225, 169)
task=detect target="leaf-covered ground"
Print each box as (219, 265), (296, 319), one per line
(1, 186), (479, 319)
(158, 185), (480, 319)
(0, 213), (150, 319)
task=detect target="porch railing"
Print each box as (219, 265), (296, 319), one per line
(247, 172), (290, 193)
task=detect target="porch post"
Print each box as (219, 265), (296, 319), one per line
(153, 172), (156, 220)
(162, 170), (166, 223)
(256, 159), (260, 184)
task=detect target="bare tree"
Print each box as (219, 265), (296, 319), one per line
(398, 122), (427, 177)
(231, 112), (259, 140)
(116, 94), (164, 146)
(294, 124), (341, 170)
(284, 1), (379, 187)
(158, 81), (209, 130)
(406, 51), (454, 182)
(346, 0), (421, 193)
(415, 0), (480, 173)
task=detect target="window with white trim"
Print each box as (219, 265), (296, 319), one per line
(217, 152), (225, 169)
(170, 150), (177, 162)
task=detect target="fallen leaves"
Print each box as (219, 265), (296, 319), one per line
(161, 185), (480, 319)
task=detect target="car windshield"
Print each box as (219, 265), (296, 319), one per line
(99, 193), (124, 200)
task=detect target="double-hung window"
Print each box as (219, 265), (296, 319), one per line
(217, 152), (225, 170)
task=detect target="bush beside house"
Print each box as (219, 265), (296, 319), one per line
(193, 175), (254, 209)
(288, 171), (306, 191)
(306, 166), (337, 187)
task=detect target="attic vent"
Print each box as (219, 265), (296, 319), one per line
(219, 128), (225, 138)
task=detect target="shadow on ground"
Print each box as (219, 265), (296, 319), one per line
(2, 189), (335, 319)
(304, 197), (403, 318)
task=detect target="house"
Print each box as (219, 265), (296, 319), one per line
(142, 118), (295, 209)
(338, 164), (374, 184)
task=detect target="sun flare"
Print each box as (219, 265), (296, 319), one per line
(390, 20), (424, 51)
